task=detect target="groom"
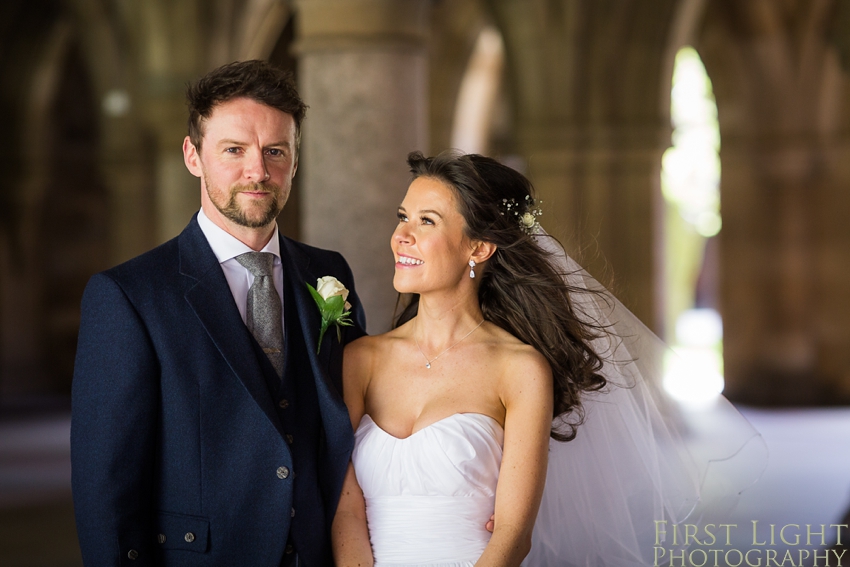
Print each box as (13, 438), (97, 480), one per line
(71, 60), (366, 566)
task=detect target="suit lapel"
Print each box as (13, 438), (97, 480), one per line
(280, 236), (352, 446)
(281, 240), (332, 372)
(179, 218), (285, 438)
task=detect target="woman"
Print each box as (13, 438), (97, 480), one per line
(332, 152), (765, 567)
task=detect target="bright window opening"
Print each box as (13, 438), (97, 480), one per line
(661, 46), (724, 405)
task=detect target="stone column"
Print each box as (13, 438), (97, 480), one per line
(147, 81), (200, 243)
(488, 0), (677, 334)
(719, 137), (836, 404)
(99, 112), (156, 265)
(522, 126), (669, 334)
(295, 0), (430, 332)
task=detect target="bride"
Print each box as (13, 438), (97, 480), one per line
(331, 151), (764, 567)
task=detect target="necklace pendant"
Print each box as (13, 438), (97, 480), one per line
(426, 363), (431, 369)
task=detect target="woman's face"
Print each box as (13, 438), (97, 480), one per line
(392, 176), (474, 295)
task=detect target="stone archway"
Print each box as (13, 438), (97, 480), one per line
(0, 6), (110, 399)
(488, 0), (681, 332)
(695, 0), (850, 404)
(429, 0), (493, 154)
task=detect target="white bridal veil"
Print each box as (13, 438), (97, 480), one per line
(525, 231), (768, 567)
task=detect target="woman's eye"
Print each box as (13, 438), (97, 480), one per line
(421, 216), (434, 225)
(397, 212), (408, 222)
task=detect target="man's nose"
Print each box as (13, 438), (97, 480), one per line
(244, 150), (269, 182)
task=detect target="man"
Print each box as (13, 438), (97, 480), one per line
(71, 60), (366, 566)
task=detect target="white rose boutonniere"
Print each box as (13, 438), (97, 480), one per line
(306, 276), (353, 354)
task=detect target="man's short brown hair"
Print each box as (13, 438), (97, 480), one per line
(186, 60), (307, 151)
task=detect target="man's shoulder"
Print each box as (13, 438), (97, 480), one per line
(79, 235), (183, 316)
(101, 217), (210, 283)
(101, 235), (181, 284)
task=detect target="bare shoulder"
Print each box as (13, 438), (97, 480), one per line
(345, 322), (409, 354)
(344, 325), (408, 375)
(344, 333), (381, 360)
(483, 324), (550, 373)
(482, 324), (552, 400)
(344, 334), (380, 381)
(342, 331), (403, 423)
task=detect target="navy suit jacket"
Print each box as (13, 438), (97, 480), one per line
(71, 216), (366, 566)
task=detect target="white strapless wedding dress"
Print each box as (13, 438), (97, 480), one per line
(349, 232), (768, 567)
(352, 413), (503, 567)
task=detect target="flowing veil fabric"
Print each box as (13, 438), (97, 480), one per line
(525, 231), (768, 567)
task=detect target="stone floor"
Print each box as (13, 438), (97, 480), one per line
(0, 497), (80, 567)
(0, 413), (80, 566)
(0, 406), (849, 567)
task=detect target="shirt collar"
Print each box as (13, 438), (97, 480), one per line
(197, 208), (281, 263)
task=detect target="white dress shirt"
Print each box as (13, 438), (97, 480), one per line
(196, 208), (284, 327)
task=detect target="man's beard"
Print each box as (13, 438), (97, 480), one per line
(207, 179), (284, 229)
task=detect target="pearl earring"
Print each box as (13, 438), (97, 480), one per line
(468, 260), (476, 279)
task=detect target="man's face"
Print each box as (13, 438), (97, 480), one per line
(183, 97), (298, 233)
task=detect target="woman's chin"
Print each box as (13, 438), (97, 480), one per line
(392, 282), (417, 295)
(392, 274), (420, 295)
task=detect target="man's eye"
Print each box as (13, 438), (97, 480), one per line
(225, 147), (241, 154)
(267, 149), (283, 157)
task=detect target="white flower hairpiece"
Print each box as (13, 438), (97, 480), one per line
(500, 195), (543, 235)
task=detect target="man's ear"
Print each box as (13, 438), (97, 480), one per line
(183, 136), (202, 178)
(470, 241), (497, 265)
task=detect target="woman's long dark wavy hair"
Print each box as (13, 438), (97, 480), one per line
(396, 151), (607, 442)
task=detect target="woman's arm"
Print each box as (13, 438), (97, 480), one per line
(333, 463), (373, 567)
(475, 348), (554, 567)
(332, 338), (375, 567)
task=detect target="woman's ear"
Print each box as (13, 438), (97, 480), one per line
(470, 241), (497, 265)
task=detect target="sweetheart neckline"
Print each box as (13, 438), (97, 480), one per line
(359, 412), (503, 441)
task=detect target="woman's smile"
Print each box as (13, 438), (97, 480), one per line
(396, 254), (425, 267)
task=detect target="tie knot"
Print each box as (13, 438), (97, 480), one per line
(235, 252), (275, 277)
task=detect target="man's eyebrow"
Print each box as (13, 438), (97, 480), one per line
(216, 139), (292, 147)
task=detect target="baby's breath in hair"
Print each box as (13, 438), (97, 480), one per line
(499, 195), (543, 235)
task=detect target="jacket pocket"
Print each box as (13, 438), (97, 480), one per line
(155, 511), (210, 553)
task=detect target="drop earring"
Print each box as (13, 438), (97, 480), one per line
(468, 260), (476, 279)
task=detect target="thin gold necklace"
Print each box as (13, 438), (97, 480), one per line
(413, 318), (485, 369)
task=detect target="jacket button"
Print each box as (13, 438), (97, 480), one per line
(285, 433), (294, 444)
(276, 466), (290, 479)
(291, 507), (296, 518)
(279, 398), (289, 409)
(184, 532), (195, 543)
(127, 549), (139, 560)
(285, 544), (294, 554)
(157, 534), (166, 544)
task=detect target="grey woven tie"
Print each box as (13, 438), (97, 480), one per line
(235, 252), (283, 377)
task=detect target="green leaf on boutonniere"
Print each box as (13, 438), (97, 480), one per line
(306, 281), (354, 354)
